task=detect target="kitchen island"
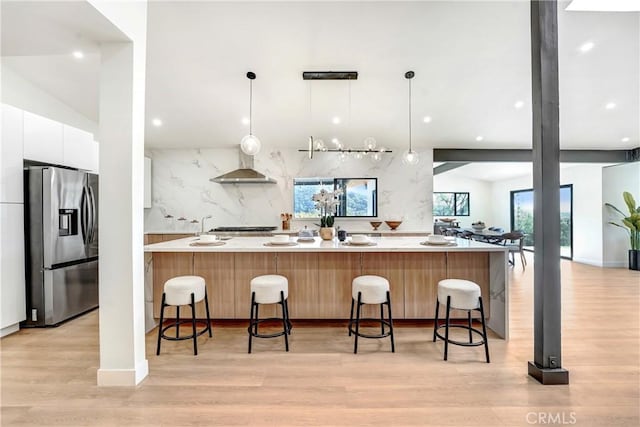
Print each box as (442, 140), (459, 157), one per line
(144, 236), (509, 338)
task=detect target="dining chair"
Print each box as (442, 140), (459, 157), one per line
(500, 231), (526, 269)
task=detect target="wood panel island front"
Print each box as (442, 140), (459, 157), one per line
(144, 236), (509, 338)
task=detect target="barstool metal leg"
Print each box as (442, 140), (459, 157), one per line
(204, 290), (212, 337)
(387, 291), (395, 353)
(478, 296), (490, 363)
(348, 297), (354, 336)
(432, 299), (440, 342)
(354, 292), (362, 354)
(191, 293), (198, 356)
(284, 298), (292, 335)
(468, 311), (473, 343)
(380, 304), (385, 335)
(444, 295), (451, 361)
(248, 292), (256, 354)
(156, 293), (166, 355)
(175, 306), (180, 339)
(281, 291), (289, 352)
(254, 303), (259, 336)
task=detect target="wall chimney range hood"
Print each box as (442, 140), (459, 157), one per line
(210, 150), (276, 184)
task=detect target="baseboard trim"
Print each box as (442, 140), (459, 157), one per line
(0, 323), (20, 338)
(602, 261), (627, 268)
(97, 359), (148, 386)
(572, 257), (603, 267)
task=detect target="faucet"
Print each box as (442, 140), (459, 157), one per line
(201, 215), (212, 234)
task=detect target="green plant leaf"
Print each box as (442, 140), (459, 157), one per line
(622, 218), (637, 231)
(623, 191), (636, 215)
(605, 202), (625, 217)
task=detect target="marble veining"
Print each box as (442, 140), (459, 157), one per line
(145, 147), (434, 232)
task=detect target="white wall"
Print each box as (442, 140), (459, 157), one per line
(602, 162), (640, 268)
(433, 173), (493, 228)
(144, 148), (434, 233)
(560, 164), (603, 266)
(1, 63), (98, 134)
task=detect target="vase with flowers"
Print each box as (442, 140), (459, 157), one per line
(313, 188), (343, 240)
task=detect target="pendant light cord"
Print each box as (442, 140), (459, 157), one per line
(249, 79), (253, 136)
(408, 76), (412, 152)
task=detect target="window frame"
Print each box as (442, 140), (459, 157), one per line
(432, 192), (470, 216)
(293, 177), (378, 219)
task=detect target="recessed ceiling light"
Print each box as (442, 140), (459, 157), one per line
(475, 136), (484, 142)
(578, 41), (595, 53)
(514, 100), (525, 109)
(332, 117), (341, 125)
(72, 51), (84, 59)
(605, 102), (616, 110)
(241, 117), (250, 125)
(423, 116), (432, 123)
(621, 137), (630, 142)
(152, 118), (163, 127)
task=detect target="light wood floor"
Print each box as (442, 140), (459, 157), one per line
(1, 255), (639, 426)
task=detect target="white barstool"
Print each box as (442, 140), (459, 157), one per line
(156, 275), (212, 356)
(432, 279), (489, 363)
(348, 275), (395, 354)
(248, 274), (291, 353)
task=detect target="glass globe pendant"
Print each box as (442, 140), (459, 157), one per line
(402, 71), (419, 166)
(240, 71), (261, 156)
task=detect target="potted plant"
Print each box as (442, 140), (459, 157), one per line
(605, 191), (640, 271)
(312, 188), (342, 240)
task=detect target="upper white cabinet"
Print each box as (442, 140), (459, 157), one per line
(1, 104), (24, 203)
(21, 110), (98, 172)
(23, 111), (64, 165)
(144, 156), (152, 208)
(63, 125), (96, 171)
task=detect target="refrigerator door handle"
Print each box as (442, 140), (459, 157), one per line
(88, 185), (96, 243)
(80, 186), (88, 245)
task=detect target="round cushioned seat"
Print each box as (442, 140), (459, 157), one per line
(164, 276), (206, 306)
(251, 275), (288, 304)
(437, 279), (481, 310)
(352, 275), (390, 304)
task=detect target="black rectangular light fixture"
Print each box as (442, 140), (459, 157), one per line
(302, 71), (358, 80)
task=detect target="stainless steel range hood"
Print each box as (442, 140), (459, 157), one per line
(210, 150), (277, 184)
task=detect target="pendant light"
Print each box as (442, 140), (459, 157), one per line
(402, 71), (419, 165)
(240, 71), (261, 156)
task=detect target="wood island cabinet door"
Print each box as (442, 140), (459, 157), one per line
(403, 253), (447, 318)
(276, 253), (319, 319)
(234, 253), (277, 318)
(152, 253), (194, 318)
(446, 252), (490, 319)
(317, 253), (361, 319)
(361, 253), (405, 319)
(194, 253), (235, 319)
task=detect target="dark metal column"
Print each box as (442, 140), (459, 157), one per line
(528, 0), (569, 385)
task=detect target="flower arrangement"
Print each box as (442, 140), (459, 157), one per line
(312, 188), (343, 228)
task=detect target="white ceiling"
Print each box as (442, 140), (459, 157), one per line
(1, 1), (639, 152)
(439, 161), (614, 182)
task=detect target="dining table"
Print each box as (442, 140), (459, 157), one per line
(448, 227), (505, 243)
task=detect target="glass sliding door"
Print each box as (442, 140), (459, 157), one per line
(510, 184), (573, 259)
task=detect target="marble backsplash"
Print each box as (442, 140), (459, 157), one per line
(144, 147), (434, 233)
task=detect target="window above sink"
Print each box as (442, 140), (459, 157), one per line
(293, 177), (378, 218)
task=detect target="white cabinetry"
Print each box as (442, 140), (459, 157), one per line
(63, 125), (97, 171)
(144, 156), (152, 208)
(1, 104), (24, 203)
(0, 203), (26, 336)
(23, 111), (64, 165)
(22, 110), (98, 171)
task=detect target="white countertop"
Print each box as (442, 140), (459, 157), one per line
(144, 236), (508, 253)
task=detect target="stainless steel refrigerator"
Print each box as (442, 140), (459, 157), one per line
(24, 166), (99, 326)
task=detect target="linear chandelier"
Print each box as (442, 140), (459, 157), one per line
(298, 70), (392, 162)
